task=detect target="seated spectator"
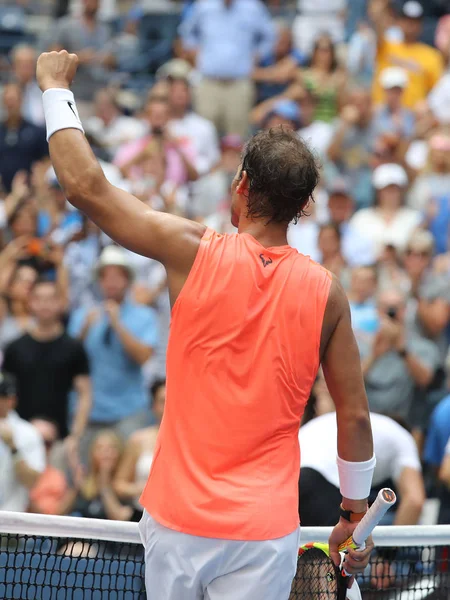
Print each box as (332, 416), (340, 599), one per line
(59, 429), (138, 521)
(49, 0), (113, 108)
(296, 34), (347, 124)
(347, 266), (379, 346)
(0, 263), (37, 349)
(37, 169), (83, 246)
(371, 0), (444, 109)
(166, 75), (220, 177)
(408, 133), (450, 215)
(63, 215), (105, 311)
(3, 279), (91, 443)
(403, 231), (450, 361)
(373, 67), (415, 139)
(327, 87), (377, 209)
(299, 411), (425, 526)
(261, 100), (301, 131)
(11, 44), (44, 127)
(349, 163), (422, 258)
(102, 6), (143, 74)
(115, 96), (198, 188)
(84, 89), (147, 160)
(28, 418), (68, 515)
(317, 223), (348, 282)
(253, 19), (305, 103)
(377, 243), (410, 294)
(360, 287), (440, 422)
(114, 379), (166, 513)
(326, 180), (376, 266)
(68, 246), (159, 461)
(297, 90), (334, 158)
(179, 0), (275, 137)
(0, 372), (45, 512)
(0, 82), (47, 193)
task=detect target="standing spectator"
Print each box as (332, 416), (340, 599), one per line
(327, 88), (377, 209)
(167, 75), (220, 177)
(11, 44), (44, 127)
(292, 0), (347, 55)
(297, 34), (347, 124)
(49, 0), (113, 108)
(0, 83), (47, 193)
(115, 96), (198, 188)
(3, 279), (91, 442)
(28, 418), (68, 515)
(349, 163), (422, 258)
(371, 0), (444, 109)
(299, 412), (425, 526)
(114, 379), (166, 513)
(180, 0), (275, 137)
(0, 372), (45, 512)
(360, 287), (440, 422)
(68, 246), (159, 456)
(253, 20), (305, 103)
(0, 262), (37, 350)
(84, 89), (147, 160)
(373, 67), (415, 139)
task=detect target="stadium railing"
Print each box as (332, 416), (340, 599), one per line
(1, 511), (450, 599)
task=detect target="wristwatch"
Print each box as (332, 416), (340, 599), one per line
(339, 505), (367, 523)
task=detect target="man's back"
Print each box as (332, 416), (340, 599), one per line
(141, 229), (331, 540)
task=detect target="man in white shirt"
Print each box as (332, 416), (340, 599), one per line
(11, 45), (45, 127)
(299, 412), (425, 527)
(0, 372), (45, 512)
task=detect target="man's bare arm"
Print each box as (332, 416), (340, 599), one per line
(321, 277), (373, 508)
(36, 51), (205, 272)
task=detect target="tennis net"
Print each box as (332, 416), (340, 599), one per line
(1, 512), (450, 599)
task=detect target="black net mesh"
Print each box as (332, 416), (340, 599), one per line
(1, 534), (450, 599)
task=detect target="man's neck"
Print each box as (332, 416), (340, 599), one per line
(6, 114), (22, 129)
(170, 107), (187, 120)
(238, 218), (289, 248)
(30, 322), (63, 341)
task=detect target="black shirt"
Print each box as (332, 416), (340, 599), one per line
(3, 332), (89, 437)
(0, 119), (48, 192)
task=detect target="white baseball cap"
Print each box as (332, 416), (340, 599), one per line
(402, 1), (424, 19)
(372, 163), (408, 190)
(380, 67), (408, 90)
(95, 246), (134, 280)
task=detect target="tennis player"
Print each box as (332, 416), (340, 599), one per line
(37, 51), (375, 600)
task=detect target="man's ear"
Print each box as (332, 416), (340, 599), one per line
(236, 170), (248, 194)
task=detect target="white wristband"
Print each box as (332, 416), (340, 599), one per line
(42, 88), (85, 142)
(337, 454), (376, 500)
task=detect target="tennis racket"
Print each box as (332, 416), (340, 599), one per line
(290, 488), (397, 599)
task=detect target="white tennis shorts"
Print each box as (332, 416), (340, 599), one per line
(139, 510), (301, 600)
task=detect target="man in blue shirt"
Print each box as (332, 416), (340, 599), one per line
(180, 0), (275, 137)
(69, 246), (159, 458)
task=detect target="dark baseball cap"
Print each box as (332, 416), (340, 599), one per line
(0, 372), (16, 397)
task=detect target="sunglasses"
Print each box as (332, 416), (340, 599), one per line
(405, 249), (430, 258)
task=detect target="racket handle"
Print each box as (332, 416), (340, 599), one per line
(338, 488), (396, 553)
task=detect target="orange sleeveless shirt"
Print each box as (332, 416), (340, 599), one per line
(140, 229), (332, 540)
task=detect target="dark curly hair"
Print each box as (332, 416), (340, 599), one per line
(240, 127), (320, 225)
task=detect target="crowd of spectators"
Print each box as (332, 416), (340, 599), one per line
(1, 0), (450, 577)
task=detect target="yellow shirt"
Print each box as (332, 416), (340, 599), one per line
(374, 39), (444, 108)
